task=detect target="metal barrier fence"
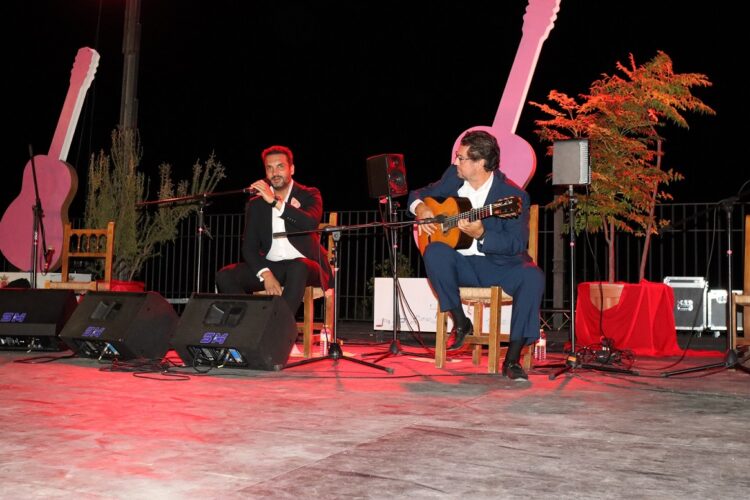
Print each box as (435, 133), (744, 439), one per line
(1, 202), (747, 321)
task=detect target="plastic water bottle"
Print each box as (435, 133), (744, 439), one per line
(320, 326), (330, 356)
(535, 330), (547, 360)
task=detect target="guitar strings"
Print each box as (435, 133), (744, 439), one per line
(440, 197), (517, 229)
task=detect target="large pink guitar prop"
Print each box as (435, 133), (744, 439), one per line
(454, 0), (561, 188)
(0, 47), (100, 271)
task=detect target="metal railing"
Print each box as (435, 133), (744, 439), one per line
(2, 202), (747, 321)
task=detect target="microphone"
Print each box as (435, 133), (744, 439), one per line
(43, 248), (55, 273)
(244, 179), (272, 194)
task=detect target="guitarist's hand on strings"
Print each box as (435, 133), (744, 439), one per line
(414, 202), (436, 236)
(457, 219), (485, 240)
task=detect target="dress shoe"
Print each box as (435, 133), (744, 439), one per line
(447, 320), (472, 351)
(502, 361), (528, 381)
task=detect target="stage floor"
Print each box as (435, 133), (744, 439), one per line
(1, 329), (748, 499)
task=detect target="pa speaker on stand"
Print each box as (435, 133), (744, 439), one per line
(552, 139), (590, 186)
(366, 153), (408, 199)
(548, 139), (637, 379)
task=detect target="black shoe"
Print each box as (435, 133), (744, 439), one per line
(502, 361), (528, 381)
(447, 320), (472, 351)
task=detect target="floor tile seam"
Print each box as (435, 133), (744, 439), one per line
(539, 374), (750, 400)
(229, 424), (433, 489)
(405, 421), (749, 453)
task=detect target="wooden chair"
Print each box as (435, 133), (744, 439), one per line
(730, 215), (749, 348)
(255, 213), (337, 359)
(46, 221), (115, 293)
(299, 212), (337, 357)
(434, 205), (539, 373)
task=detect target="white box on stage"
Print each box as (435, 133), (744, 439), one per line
(707, 289), (744, 331)
(663, 276), (707, 331)
(373, 277), (511, 333)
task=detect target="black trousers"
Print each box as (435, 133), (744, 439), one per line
(215, 258), (323, 313)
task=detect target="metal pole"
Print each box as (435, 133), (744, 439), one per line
(119, 0), (141, 130)
(569, 185), (577, 352)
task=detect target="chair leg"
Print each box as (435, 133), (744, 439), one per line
(302, 287), (314, 358)
(435, 309), (448, 368)
(325, 289), (335, 343)
(472, 304), (483, 366)
(521, 345), (533, 371)
(487, 286), (501, 374)
(729, 291), (737, 349)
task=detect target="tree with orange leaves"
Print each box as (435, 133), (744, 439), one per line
(531, 51), (714, 282)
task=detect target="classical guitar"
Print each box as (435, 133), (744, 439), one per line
(416, 196), (521, 255)
(0, 47), (100, 272)
(451, 0), (561, 189)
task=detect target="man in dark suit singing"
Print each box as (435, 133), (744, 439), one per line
(215, 145), (332, 313)
(408, 131), (544, 380)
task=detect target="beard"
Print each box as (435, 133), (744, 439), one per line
(270, 175), (289, 189)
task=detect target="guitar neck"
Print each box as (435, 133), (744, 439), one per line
(48, 47), (100, 161)
(492, 0), (561, 133)
(441, 204), (496, 230)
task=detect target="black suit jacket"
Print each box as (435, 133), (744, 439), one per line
(242, 181), (333, 290)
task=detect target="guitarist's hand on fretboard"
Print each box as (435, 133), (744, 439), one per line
(415, 202), (437, 236)
(457, 219), (485, 240)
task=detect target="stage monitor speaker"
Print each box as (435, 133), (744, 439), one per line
(0, 288), (77, 351)
(59, 291), (177, 360)
(552, 139), (590, 186)
(172, 294), (298, 371)
(366, 153), (408, 198)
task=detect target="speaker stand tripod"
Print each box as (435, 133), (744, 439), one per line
(362, 195), (432, 363)
(550, 186), (638, 379)
(283, 227), (393, 374)
(663, 195), (750, 377)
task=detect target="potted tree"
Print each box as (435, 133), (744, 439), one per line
(531, 51), (714, 282)
(531, 52), (716, 353)
(84, 128), (225, 286)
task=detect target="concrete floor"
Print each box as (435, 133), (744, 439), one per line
(1, 328), (749, 500)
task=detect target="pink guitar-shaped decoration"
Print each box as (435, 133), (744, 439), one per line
(453, 0), (561, 188)
(0, 47), (100, 272)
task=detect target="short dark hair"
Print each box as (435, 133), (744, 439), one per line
(261, 145), (294, 165)
(460, 130), (500, 172)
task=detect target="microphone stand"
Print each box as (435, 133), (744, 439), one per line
(549, 185), (638, 380)
(362, 195), (432, 362)
(663, 194), (750, 377)
(28, 145), (52, 288)
(280, 222), (395, 374)
(195, 195), (211, 293)
(137, 188), (247, 293)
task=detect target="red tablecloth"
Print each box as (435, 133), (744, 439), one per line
(575, 281), (683, 356)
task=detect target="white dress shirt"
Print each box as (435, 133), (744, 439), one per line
(257, 180), (305, 280)
(456, 174), (493, 256)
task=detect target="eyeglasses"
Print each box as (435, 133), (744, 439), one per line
(454, 152), (473, 163)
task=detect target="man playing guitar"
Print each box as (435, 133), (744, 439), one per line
(409, 130), (544, 380)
